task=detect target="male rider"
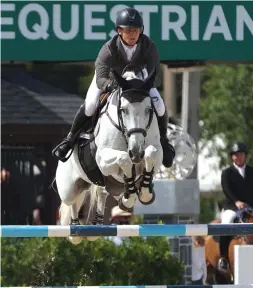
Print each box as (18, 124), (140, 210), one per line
(218, 141), (253, 272)
(52, 7), (175, 168)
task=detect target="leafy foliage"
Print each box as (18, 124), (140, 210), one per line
(1, 236), (183, 286)
(200, 64), (253, 167)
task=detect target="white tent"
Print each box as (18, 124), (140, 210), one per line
(198, 136), (227, 192)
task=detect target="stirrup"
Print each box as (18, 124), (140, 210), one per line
(218, 258), (229, 273)
(52, 139), (74, 162)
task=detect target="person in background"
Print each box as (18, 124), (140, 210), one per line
(108, 206), (132, 245)
(191, 236), (207, 285)
(1, 168), (11, 224)
(110, 206), (132, 225)
(218, 141), (253, 272)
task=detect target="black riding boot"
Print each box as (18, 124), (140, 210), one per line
(157, 111), (175, 168)
(52, 104), (91, 162)
(218, 236), (230, 272)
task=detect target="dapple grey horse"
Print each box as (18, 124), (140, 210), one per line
(55, 67), (163, 244)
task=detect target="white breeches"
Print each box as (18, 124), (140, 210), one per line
(84, 72), (102, 117)
(221, 209), (237, 224)
(84, 73), (165, 117)
(149, 88), (165, 116)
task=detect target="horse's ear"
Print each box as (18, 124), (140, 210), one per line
(141, 66), (156, 91)
(111, 69), (131, 90)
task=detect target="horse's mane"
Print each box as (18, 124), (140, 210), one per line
(108, 68), (149, 106)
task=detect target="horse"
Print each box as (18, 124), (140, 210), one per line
(203, 206), (253, 284)
(55, 66), (163, 244)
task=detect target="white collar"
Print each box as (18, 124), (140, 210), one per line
(120, 39), (137, 52)
(233, 163), (246, 177)
(233, 163), (246, 170)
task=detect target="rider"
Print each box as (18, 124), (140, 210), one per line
(218, 141), (253, 272)
(52, 7), (175, 168)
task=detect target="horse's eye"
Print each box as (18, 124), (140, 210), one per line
(145, 107), (152, 114)
(120, 108), (128, 114)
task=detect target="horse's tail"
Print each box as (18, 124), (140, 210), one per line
(49, 176), (57, 193)
(87, 183), (99, 221)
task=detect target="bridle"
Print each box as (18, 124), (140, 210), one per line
(105, 88), (154, 145)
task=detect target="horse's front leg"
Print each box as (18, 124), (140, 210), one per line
(138, 145), (160, 205)
(97, 148), (137, 212)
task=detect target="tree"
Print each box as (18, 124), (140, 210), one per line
(1, 237), (183, 286)
(200, 64), (253, 167)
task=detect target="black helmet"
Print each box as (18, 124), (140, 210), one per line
(229, 141), (248, 155)
(116, 7), (144, 32)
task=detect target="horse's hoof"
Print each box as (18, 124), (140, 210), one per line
(85, 236), (99, 241)
(71, 218), (80, 225)
(68, 236), (82, 245)
(118, 194), (135, 212)
(138, 188), (156, 205)
(67, 218), (83, 244)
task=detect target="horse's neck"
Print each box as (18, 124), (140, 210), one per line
(96, 92), (126, 151)
(107, 91), (119, 120)
(246, 216), (253, 244)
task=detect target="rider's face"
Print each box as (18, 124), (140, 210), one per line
(232, 152), (246, 167)
(118, 27), (141, 46)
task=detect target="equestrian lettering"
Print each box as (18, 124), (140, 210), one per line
(1, 3), (252, 41)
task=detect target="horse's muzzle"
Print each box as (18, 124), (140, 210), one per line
(129, 149), (145, 164)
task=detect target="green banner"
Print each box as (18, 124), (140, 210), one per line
(1, 1), (253, 61)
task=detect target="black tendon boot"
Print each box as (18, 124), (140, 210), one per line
(218, 236), (230, 272)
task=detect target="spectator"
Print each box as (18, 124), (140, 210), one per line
(108, 206), (132, 245)
(191, 236), (207, 285)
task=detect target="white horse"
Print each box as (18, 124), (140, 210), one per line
(56, 67), (163, 244)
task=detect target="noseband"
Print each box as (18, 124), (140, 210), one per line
(105, 88), (154, 145)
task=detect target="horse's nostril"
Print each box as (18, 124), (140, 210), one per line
(129, 149), (144, 164)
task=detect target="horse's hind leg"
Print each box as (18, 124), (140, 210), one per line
(56, 161), (89, 244)
(60, 182), (91, 245)
(93, 186), (109, 225)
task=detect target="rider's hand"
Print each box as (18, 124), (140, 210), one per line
(106, 80), (118, 92)
(235, 201), (245, 209)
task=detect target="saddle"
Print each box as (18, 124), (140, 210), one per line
(77, 133), (105, 186)
(76, 92), (110, 186)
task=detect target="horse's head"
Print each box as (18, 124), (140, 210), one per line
(237, 206), (253, 243)
(237, 206), (253, 223)
(111, 66), (156, 163)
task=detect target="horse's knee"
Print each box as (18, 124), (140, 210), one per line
(117, 151), (132, 167)
(144, 145), (157, 159)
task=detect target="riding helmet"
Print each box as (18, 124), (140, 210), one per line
(229, 141), (248, 155)
(115, 7), (144, 33)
